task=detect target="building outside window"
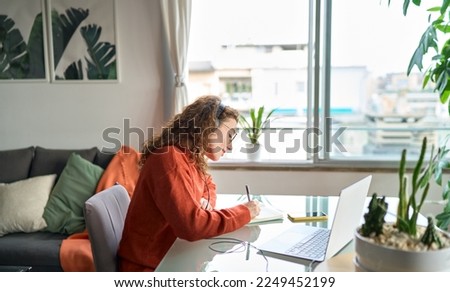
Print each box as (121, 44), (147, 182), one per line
(188, 0), (450, 165)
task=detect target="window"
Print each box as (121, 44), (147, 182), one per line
(327, 0), (449, 162)
(188, 0), (450, 165)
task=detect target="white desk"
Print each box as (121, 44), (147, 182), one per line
(155, 194), (407, 272)
(155, 194), (341, 272)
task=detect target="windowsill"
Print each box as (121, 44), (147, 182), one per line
(208, 158), (403, 173)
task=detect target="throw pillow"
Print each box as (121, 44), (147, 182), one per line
(0, 174), (57, 237)
(43, 153), (104, 234)
(95, 145), (141, 197)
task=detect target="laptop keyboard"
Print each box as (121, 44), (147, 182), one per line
(285, 228), (330, 259)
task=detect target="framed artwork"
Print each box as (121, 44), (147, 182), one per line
(0, 0), (49, 81)
(47, 0), (118, 82)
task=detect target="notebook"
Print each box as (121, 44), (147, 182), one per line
(247, 204), (284, 225)
(258, 175), (372, 262)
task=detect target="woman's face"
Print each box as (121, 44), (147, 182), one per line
(205, 118), (238, 161)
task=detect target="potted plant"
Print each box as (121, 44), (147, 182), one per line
(239, 106), (275, 161)
(355, 137), (450, 271)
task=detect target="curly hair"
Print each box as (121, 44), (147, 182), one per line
(140, 95), (239, 174)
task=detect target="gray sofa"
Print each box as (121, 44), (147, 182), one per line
(0, 146), (115, 271)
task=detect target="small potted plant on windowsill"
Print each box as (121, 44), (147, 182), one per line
(239, 106), (275, 161)
(354, 137), (450, 271)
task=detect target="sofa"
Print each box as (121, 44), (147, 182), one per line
(0, 146), (115, 271)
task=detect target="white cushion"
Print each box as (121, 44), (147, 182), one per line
(0, 174), (56, 236)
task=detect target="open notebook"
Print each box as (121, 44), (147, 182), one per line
(247, 204), (284, 225)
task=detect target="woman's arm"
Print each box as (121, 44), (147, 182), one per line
(148, 150), (250, 241)
(201, 174), (216, 209)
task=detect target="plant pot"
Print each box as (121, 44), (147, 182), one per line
(244, 143), (261, 161)
(354, 226), (450, 271)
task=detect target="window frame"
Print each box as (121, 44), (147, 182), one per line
(189, 0), (447, 170)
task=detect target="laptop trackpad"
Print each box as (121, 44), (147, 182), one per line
(259, 225), (319, 253)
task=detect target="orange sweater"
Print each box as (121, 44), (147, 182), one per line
(118, 146), (251, 271)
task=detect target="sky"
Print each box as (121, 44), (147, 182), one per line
(189, 0), (308, 59)
(189, 0), (442, 77)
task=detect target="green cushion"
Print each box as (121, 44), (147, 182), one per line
(43, 153), (104, 234)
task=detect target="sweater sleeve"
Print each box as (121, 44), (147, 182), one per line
(147, 148), (250, 241)
(202, 174), (217, 208)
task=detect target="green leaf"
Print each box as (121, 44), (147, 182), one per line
(64, 59), (83, 79)
(443, 181), (450, 200)
(238, 106), (275, 144)
(406, 40), (426, 75)
(27, 12), (45, 78)
(238, 115), (251, 129)
(436, 209), (450, 230)
(0, 15), (32, 79)
(250, 108), (256, 133)
(107, 61), (117, 79)
(258, 106), (265, 128)
(407, 26), (438, 74)
(441, 0), (450, 14)
(403, 0), (411, 15)
(263, 108), (276, 126)
(448, 97), (450, 115)
(412, 137), (427, 190)
(439, 79), (450, 103)
(435, 145), (450, 185)
(436, 23), (450, 33)
(417, 183), (430, 212)
(51, 8), (89, 69)
(422, 71), (431, 88)
(427, 6), (442, 12)
(441, 88), (450, 103)
(437, 69), (449, 93)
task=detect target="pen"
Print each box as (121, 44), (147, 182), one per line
(245, 185), (251, 202)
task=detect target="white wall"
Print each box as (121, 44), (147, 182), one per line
(0, 0), (165, 152)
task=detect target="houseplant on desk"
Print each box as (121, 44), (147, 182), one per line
(355, 137), (450, 271)
(239, 106), (275, 161)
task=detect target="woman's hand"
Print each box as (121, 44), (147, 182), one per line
(244, 200), (261, 219)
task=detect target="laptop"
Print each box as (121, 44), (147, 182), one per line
(258, 175), (372, 262)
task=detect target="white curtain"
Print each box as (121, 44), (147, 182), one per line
(161, 0), (192, 116)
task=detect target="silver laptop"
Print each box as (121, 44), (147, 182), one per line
(259, 175), (372, 262)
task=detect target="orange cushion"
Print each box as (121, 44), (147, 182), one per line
(95, 145), (141, 196)
(60, 232), (95, 272)
(59, 146), (141, 271)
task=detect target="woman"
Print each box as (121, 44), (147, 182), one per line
(118, 95), (261, 271)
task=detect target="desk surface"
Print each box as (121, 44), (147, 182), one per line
(155, 194), (398, 272)
(313, 253), (356, 272)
